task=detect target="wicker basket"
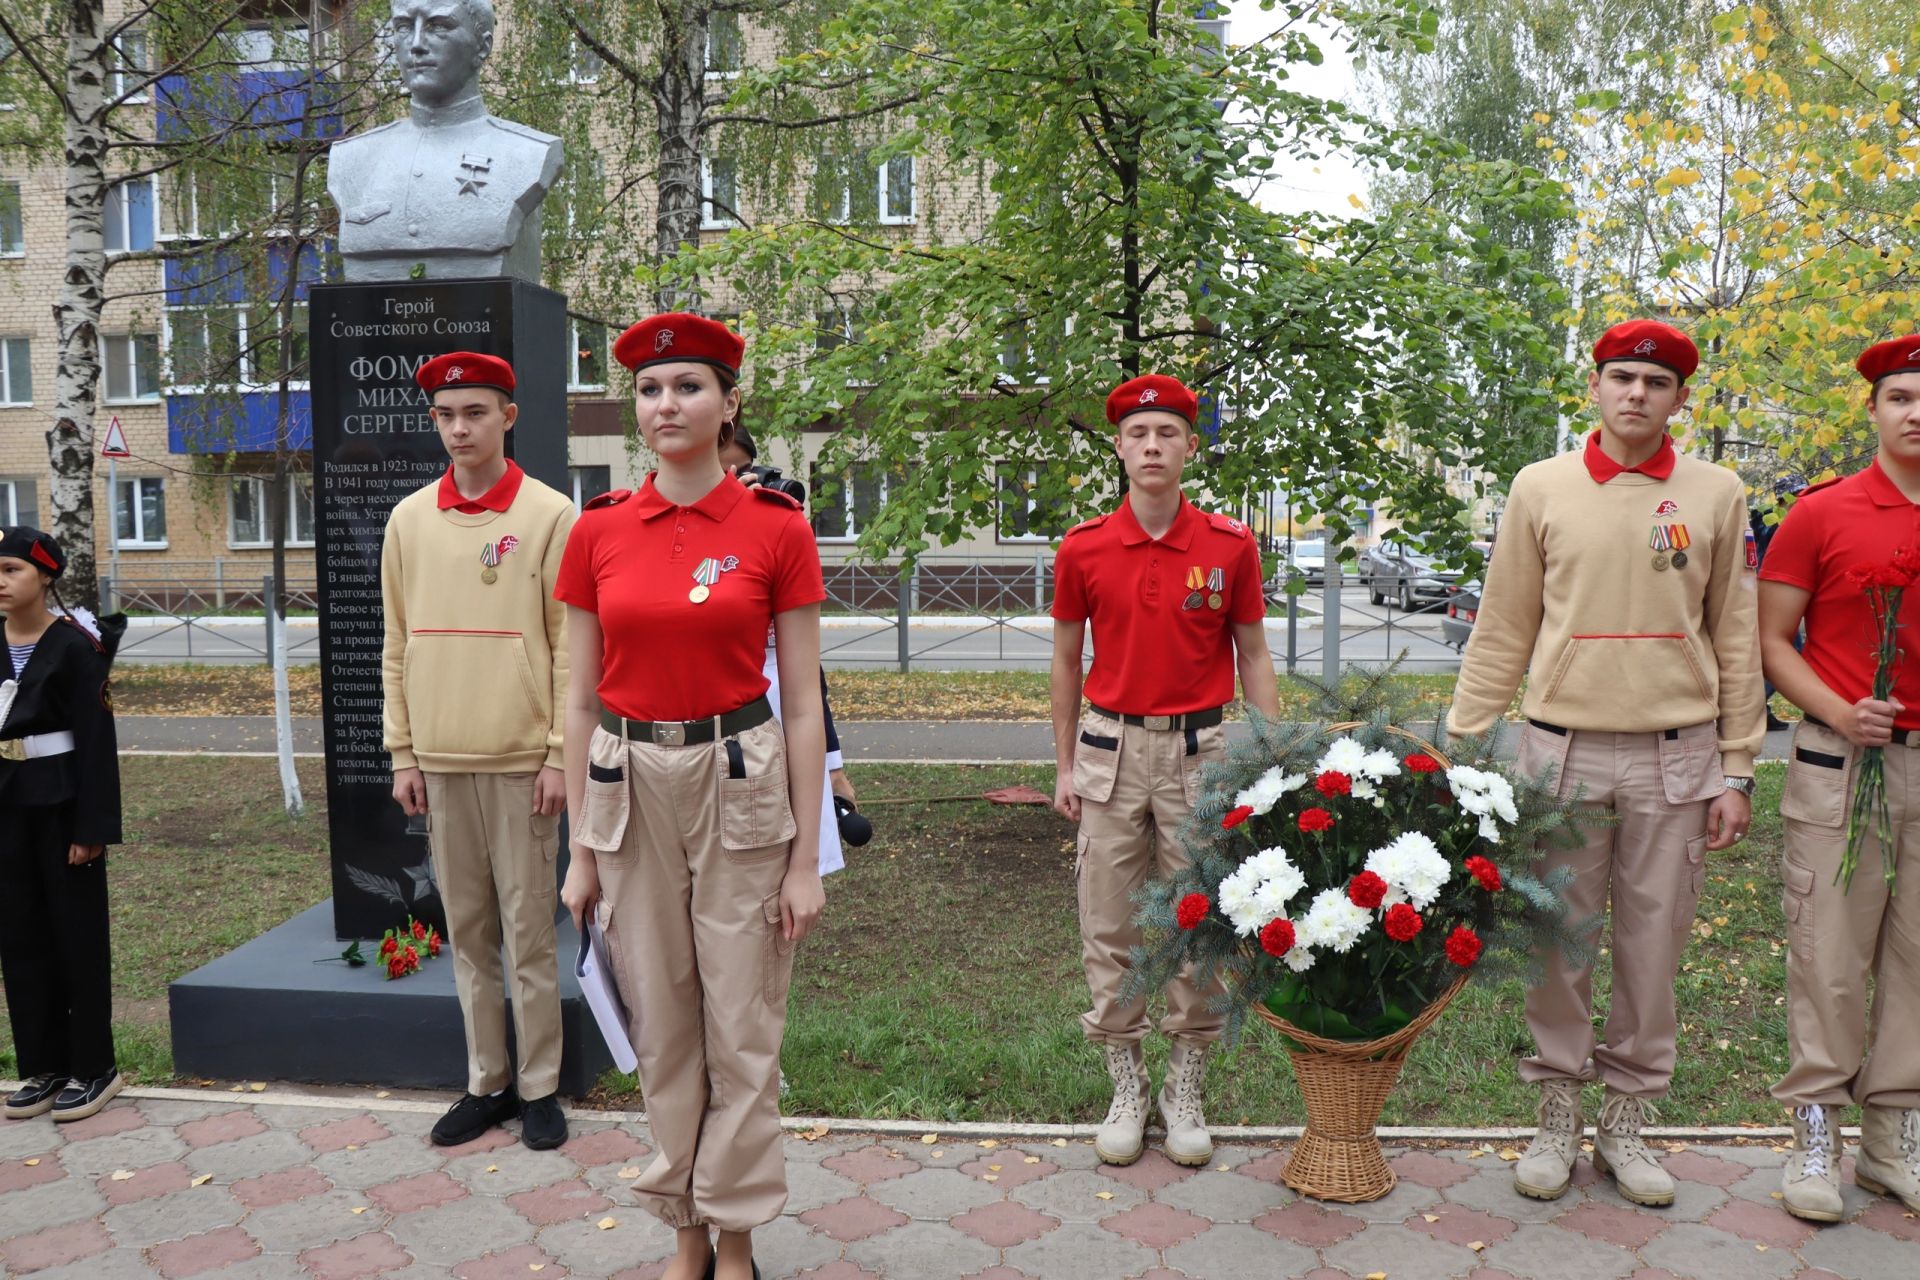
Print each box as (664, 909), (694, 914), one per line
(1253, 974), (1468, 1202)
(1249, 720), (1466, 1203)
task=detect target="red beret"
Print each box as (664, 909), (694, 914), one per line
(1106, 374), (1198, 426)
(1856, 335), (1920, 385)
(1592, 320), (1699, 382)
(416, 351), (515, 399)
(613, 312), (745, 379)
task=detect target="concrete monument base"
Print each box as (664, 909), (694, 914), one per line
(168, 901), (614, 1096)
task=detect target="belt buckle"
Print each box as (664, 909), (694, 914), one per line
(0, 738), (23, 762)
(650, 721), (687, 747)
(1143, 715), (1172, 732)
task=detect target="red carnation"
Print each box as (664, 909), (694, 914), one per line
(379, 936), (398, 959)
(1383, 902), (1423, 942)
(1445, 925), (1484, 967)
(1404, 752), (1442, 774)
(387, 956), (407, 980)
(1314, 771), (1353, 798)
(1176, 893), (1211, 930)
(1221, 805), (1255, 830)
(411, 920), (428, 941)
(1259, 917), (1296, 957)
(1298, 807), (1335, 833)
(428, 934), (443, 957)
(1465, 855), (1502, 892)
(1348, 870), (1389, 910)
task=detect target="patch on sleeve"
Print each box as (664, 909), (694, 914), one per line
(583, 489), (632, 511)
(1207, 512), (1251, 538)
(1063, 514), (1108, 538)
(749, 486), (803, 510)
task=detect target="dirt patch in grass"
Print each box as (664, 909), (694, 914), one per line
(114, 663), (323, 717)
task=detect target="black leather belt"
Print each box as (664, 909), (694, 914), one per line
(1529, 718), (1682, 741)
(601, 695), (773, 747)
(1804, 714), (1920, 747)
(1087, 702), (1224, 732)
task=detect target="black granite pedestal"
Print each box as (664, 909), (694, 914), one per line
(169, 904), (613, 1094)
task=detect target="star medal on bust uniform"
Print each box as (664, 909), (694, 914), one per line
(1667, 523), (1690, 570)
(690, 554), (740, 604)
(1206, 566), (1225, 610)
(1182, 567), (1206, 611)
(1649, 523), (1671, 572)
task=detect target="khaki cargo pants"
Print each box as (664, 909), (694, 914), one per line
(1772, 720), (1920, 1110)
(1072, 709), (1228, 1046)
(1514, 721), (1720, 1099)
(422, 771), (564, 1100)
(575, 715), (798, 1233)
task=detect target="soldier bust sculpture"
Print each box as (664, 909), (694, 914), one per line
(328, 0), (563, 282)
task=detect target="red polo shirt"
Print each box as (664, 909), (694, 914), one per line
(438, 460), (525, 514)
(554, 473), (825, 721)
(1583, 431), (1676, 483)
(1051, 495), (1266, 715)
(1761, 460), (1920, 729)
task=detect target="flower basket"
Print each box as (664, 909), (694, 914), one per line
(1253, 973), (1467, 1202)
(1129, 697), (1590, 1206)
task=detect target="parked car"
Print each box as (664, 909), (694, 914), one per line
(1357, 538), (1462, 612)
(1442, 580), (1481, 650)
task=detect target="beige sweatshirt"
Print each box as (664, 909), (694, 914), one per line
(380, 474), (575, 773)
(1446, 448), (1766, 775)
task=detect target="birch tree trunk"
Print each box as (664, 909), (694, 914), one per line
(47, 0), (109, 611)
(651, 3), (707, 313)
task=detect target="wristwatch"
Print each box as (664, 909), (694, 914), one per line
(1723, 776), (1756, 796)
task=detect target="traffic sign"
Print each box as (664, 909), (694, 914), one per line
(100, 415), (130, 459)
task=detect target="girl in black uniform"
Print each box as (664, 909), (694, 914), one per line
(0, 526), (127, 1122)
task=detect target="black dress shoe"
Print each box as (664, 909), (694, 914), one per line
(430, 1090), (519, 1146)
(51, 1070), (122, 1122)
(5, 1075), (63, 1120)
(520, 1093), (568, 1150)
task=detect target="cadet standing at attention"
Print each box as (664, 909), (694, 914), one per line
(0, 528), (126, 1123)
(382, 351), (575, 1151)
(1447, 320), (1765, 1207)
(1759, 335), (1920, 1222)
(1052, 373), (1282, 1169)
(558, 312), (825, 1280)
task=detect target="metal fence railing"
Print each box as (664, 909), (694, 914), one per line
(100, 566), (321, 663)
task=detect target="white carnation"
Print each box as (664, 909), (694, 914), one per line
(1218, 863), (1266, 935)
(1283, 945), (1316, 972)
(1359, 748), (1403, 781)
(1477, 813), (1502, 843)
(1316, 736), (1369, 777)
(1235, 767), (1310, 816)
(1297, 887), (1372, 953)
(1486, 775), (1519, 823)
(1365, 831), (1451, 910)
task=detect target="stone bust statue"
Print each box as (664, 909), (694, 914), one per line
(327, 0), (564, 282)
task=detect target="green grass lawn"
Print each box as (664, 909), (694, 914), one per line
(3, 756), (1800, 1127)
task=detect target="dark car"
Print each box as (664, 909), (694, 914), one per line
(1442, 580), (1481, 650)
(1357, 537), (1461, 612)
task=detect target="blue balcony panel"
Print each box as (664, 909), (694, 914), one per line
(165, 243), (328, 307)
(158, 70), (343, 143)
(169, 390), (312, 454)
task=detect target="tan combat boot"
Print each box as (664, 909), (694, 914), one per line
(1095, 1041), (1149, 1166)
(1512, 1079), (1582, 1200)
(1157, 1039), (1213, 1167)
(1856, 1105), (1920, 1211)
(1593, 1088), (1674, 1207)
(1780, 1104), (1843, 1223)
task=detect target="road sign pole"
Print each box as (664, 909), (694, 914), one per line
(107, 455), (119, 588)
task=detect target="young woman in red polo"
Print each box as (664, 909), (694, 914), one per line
(1759, 335), (1920, 1223)
(555, 313), (825, 1280)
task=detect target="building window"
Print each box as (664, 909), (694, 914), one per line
(110, 30), (150, 103)
(166, 303), (309, 388)
(879, 154), (915, 224)
(997, 468), (1068, 542)
(568, 465), (611, 511)
(569, 38), (605, 83)
(0, 478), (34, 525)
(557, 151), (604, 238)
(104, 333), (161, 401)
(0, 179), (22, 255)
(0, 337), (28, 404)
(105, 176), (157, 253)
(114, 476), (168, 548)
(810, 461), (887, 542)
(701, 158), (738, 229)
(569, 318), (608, 391)
(229, 474), (315, 547)
(705, 11), (743, 77)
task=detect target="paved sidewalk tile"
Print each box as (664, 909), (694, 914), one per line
(3, 1099), (1918, 1279)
